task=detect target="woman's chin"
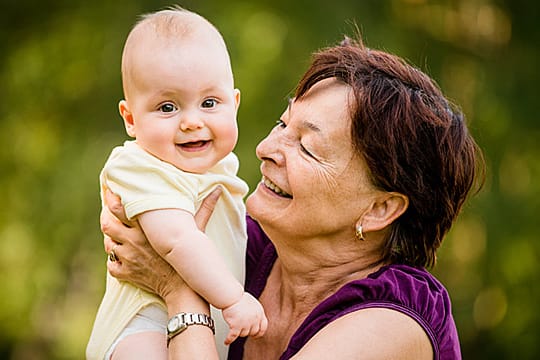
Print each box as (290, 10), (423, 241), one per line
(246, 185), (273, 221)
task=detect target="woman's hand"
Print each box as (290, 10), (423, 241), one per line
(101, 186), (222, 301)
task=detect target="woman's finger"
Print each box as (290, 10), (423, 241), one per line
(101, 205), (129, 248)
(103, 234), (118, 253)
(104, 188), (134, 227)
(107, 255), (124, 278)
(195, 186), (222, 231)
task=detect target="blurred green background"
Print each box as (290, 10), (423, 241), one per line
(0, 0), (538, 358)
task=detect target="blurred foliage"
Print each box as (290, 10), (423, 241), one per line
(0, 0), (538, 359)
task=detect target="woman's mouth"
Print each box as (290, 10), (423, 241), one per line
(262, 176), (292, 198)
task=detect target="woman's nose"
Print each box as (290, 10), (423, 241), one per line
(256, 130), (285, 165)
(179, 112), (204, 131)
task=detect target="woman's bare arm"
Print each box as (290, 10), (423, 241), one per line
(292, 308), (432, 360)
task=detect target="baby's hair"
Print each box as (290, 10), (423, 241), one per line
(133, 5), (222, 41)
(120, 6), (231, 96)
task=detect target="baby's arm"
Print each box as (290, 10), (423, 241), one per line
(138, 209), (267, 343)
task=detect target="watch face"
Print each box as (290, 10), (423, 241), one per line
(167, 316), (180, 332)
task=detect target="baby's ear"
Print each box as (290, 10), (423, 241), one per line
(233, 88), (241, 110)
(119, 100), (136, 137)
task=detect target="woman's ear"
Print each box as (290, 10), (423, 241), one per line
(119, 100), (136, 137)
(359, 192), (409, 233)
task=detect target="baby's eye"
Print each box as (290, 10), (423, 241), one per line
(201, 99), (217, 108)
(159, 103), (177, 113)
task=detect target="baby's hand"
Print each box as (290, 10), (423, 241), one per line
(222, 292), (268, 345)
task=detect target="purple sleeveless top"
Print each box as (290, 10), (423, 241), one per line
(228, 217), (462, 360)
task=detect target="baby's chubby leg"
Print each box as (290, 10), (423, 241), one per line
(112, 332), (167, 360)
(107, 305), (167, 360)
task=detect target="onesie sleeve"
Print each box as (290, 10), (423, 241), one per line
(101, 141), (199, 220)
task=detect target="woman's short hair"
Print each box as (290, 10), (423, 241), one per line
(295, 36), (485, 268)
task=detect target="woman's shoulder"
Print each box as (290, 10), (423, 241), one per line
(300, 264), (453, 326)
(289, 264), (460, 360)
(362, 264), (450, 307)
(347, 265), (453, 328)
(327, 264), (460, 359)
(291, 306), (433, 359)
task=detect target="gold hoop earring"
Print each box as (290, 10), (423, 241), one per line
(355, 224), (365, 241)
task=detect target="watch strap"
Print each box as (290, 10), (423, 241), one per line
(167, 312), (215, 346)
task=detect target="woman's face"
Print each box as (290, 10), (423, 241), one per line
(246, 78), (381, 242)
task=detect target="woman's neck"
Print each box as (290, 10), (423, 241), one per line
(270, 231), (385, 315)
(244, 228), (387, 359)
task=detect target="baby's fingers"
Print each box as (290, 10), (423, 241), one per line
(239, 325), (252, 339)
(224, 328), (241, 345)
(254, 316), (268, 338)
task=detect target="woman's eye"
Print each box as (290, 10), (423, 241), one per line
(202, 99), (217, 108)
(275, 119), (286, 128)
(300, 144), (315, 158)
(159, 103), (177, 113)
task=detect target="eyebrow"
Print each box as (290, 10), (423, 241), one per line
(287, 98), (322, 133)
(301, 120), (321, 133)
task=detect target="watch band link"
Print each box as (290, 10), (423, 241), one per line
(167, 312), (215, 346)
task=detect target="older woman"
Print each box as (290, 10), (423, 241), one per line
(102, 37), (483, 359)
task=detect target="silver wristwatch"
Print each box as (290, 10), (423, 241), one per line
(167, 312), (215, 345)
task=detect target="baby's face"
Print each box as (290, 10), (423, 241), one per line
(121, 32), (239, 174)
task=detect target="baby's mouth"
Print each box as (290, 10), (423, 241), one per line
(262, 176), (292, 198)
(177, 140), (210, 151)
(182, 140), (207, 147)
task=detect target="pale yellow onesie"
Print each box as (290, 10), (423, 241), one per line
(86, 141), (248, 359)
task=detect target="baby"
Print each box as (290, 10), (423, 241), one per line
(86, 7), (266, 360)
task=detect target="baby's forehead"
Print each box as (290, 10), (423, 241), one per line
(135, 11), (215, 41)
(124, 15), (225, 65)
(125, 23), (225, 68)
(121, 10), (232, 93)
